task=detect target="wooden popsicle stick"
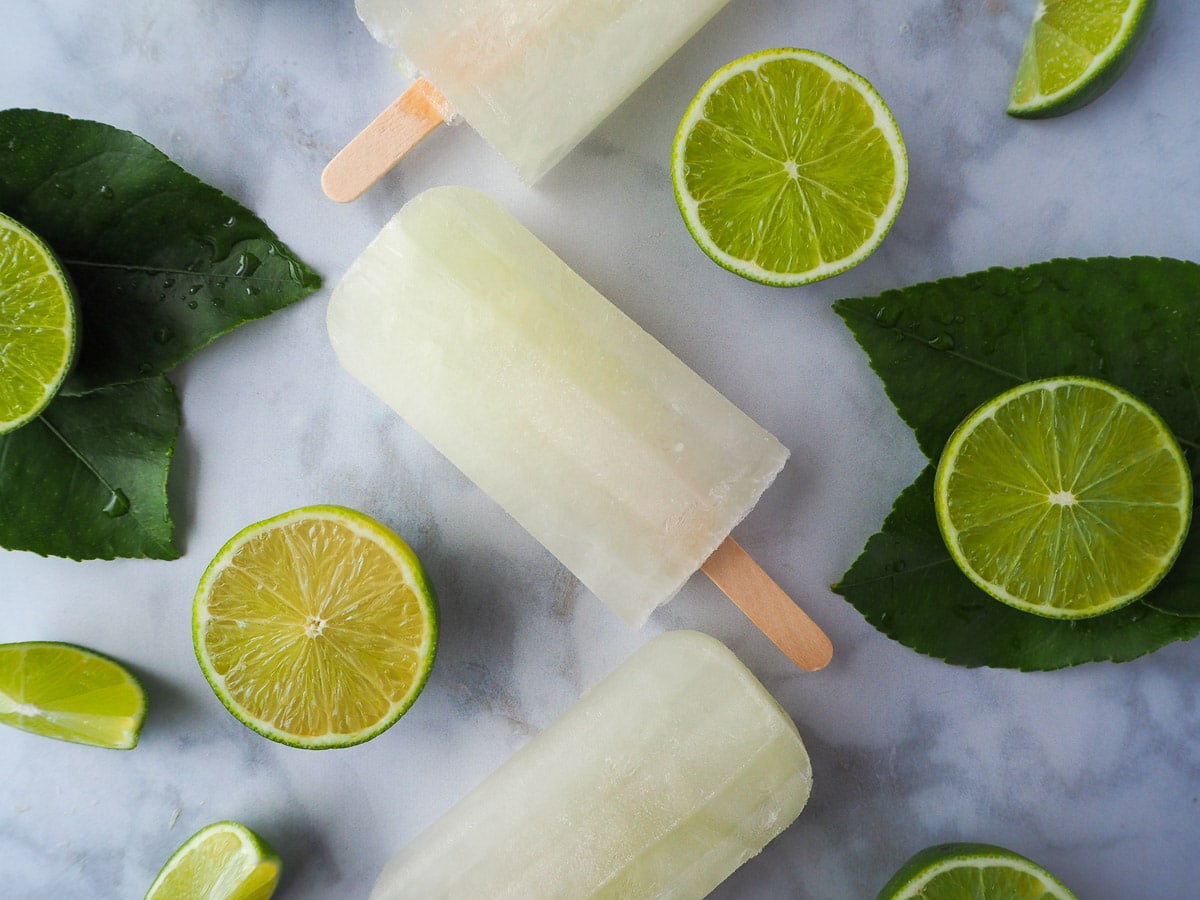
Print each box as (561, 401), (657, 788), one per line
(701, 536), (833, 672)
(322, 77), (450, 203)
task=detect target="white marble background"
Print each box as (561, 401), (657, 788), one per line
(2, 0), (1199, 897)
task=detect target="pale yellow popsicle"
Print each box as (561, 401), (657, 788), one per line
(324, 0), (733, 199)
(370, 630), (812, 899)
(327, 185), (789, 628)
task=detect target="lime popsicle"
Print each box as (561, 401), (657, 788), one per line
(323, 0), (732, 199)
(370, 630), (812, 898)
(326, 186), (831, 670)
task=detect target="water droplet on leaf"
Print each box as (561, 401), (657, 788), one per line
(874, 305), (902, 327)
(234, 252), (261, 277)
(103, 489), (130, 518)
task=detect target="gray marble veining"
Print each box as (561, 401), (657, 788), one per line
(2, 0), (1199, 897)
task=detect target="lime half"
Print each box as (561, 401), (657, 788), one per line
(935, 376), (1191, 618)
(145, 821), (281, 900)
(1008, 0), (1155, 118)
(672, 48), (907, 287)
(877, 842), (1077, 899)
(0, 211), (79, 433)
(193, 505), (438, 749)
(0, 641), (146, 749)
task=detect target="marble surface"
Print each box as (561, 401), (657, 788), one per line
(2, 1), (1199, 897)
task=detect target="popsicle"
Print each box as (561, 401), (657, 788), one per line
(322, 0), (733, 200)
(371, 630), (813, 898)
(326, 185), (832, 670)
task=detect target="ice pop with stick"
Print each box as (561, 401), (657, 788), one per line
(323, 0), (733, 200)
(327, 186), (832, 670)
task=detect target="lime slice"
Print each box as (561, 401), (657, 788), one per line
(935, 376), (1191, 619)
(877, 842), (1077, 899)
(0, 211), (79, 433)
(0, 641), (146, 749)
(193, 505), (438, 749)
(145, 820), (281, 900)
(672, 48), (907, 287)
(1007, 0), (1155, 118)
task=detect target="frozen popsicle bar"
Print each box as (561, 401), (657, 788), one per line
(327, 186), (831, 669)
(371, 630), (812, 899)
(323, 0), (732, 199)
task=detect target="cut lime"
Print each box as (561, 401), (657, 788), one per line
(672, 48), (907, 287)
(0, 211), (79, 433)
(193, 505), (438, 749)
(145, 820), (281, 900)
(935, 376), (1191, 619)
(1007, 0), (1155, 118)
(877, 842), (1077, 899)
(0, 641), (146, 749)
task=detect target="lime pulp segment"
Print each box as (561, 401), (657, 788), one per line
(1008, 0), (1156, 117)
(0, 641), (146, 749)
(0, 211), (79, 433)
(935, 377), (1191, 618)
(672, 48), (907, 286)
(193, 505), (438, 749)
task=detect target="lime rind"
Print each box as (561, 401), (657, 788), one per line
(193, 505), (438, 750)
(0, 641), (146, 750)
(145, 820), (281, 900)
(1007, 0), (1156, 118)
(934, 376), (1192, 619)
(877, 842), (1077, 900)
(672, 48), (908, 287)
(0, 211), (80, 434)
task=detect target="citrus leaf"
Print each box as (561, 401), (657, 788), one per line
(0, 109), (319, 560)
(0, 108), (321, 392)
(833, 257), (1200, 667)
(0, 377), (178, 560)
(834, 467), (1200, 670)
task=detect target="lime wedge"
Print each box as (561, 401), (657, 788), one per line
(935, 376), (1191, 618)
(1008, 0), (1155, 118)
(877, 842), (1077, 899)
(193, 505), (438, 749)
(145, 820), (281, 900)
(672, 48), (907, 287)
(0, 641), (146, 749)
(0, 211), (79, 433)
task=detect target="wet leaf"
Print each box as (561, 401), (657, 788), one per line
(0, 110), (320, 559)
(0, 109), (321, 392)
(833, 257), (1200, 667)
(0, 378), (178, 560)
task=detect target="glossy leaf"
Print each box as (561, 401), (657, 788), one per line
(833, 257), (1200, 667)
(0, 108), (321, 392)
(0, 109), (320, 559)
(0, 378), (179, 560)
(834, 467), (1200, 670)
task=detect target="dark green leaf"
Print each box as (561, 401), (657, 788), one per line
(833, 257), (1200, 667)
(834, 467), (1200, 670)
(0, 109), (321, 392)
(0, 378), (179, 560)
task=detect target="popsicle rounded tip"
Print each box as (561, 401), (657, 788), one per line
(799, 631), (834, 672)
(320, 159), (364, 204)
(766, 614), (832, 672)
(320, 155), (373, 204)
